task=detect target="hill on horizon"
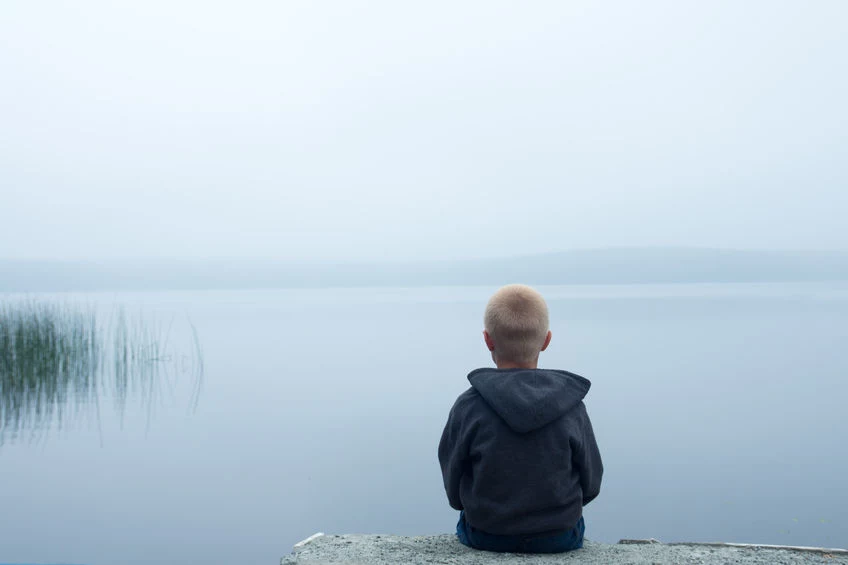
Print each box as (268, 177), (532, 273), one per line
(1, 247), (847, 292)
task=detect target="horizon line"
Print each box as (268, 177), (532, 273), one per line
(2, 246), (847, 265)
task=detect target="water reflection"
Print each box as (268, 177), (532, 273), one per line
(0, 300), (203, 444)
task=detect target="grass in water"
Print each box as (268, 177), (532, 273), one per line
(0, 300), (203, 444)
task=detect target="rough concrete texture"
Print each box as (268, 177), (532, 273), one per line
(281, 534), (848, 565)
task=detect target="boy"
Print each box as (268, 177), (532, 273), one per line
(438, 284), (603, 553)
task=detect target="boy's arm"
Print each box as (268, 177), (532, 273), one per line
(438, 401), (470, 511)
(573, 402), (603, 506)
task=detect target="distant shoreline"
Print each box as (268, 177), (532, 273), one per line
(2, 248), (847, 293)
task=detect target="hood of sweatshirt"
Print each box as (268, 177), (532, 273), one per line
(467, 368), (591, 434)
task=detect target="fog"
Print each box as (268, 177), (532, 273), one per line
(3, 6), (848, 561)
(2, 1), (847, 262)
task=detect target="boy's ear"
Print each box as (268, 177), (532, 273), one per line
(483, 330), (495, 352)
(541, 330), (552, 352)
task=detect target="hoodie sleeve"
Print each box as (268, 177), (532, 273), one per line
(438, 396), (472, 511)
(572, 402), (603, 506)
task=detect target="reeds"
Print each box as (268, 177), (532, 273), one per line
(0, 300), (203, 444)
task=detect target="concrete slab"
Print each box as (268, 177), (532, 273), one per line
(282, 533), (848, 565)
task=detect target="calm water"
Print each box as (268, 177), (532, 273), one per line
(1, 283), (847, 565)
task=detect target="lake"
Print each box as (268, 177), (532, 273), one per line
(1, 283), (846, 565)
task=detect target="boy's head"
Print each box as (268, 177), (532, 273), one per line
(483, 284), (552, 368)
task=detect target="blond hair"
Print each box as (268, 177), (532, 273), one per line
(484, 284), (550, 364)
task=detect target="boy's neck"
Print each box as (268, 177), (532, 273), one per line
(495, 360), (539, 370)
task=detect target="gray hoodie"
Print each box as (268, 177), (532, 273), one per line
(438, 368), (603, 536)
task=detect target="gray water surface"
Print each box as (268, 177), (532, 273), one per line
(1, 283), (846, 565)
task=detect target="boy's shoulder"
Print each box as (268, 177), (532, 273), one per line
(452, 386), (481, 408)
(449, 386), (488, 416)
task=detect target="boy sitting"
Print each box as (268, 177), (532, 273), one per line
(438, 284), (603, 553)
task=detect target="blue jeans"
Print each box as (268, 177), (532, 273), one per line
(456, 511), (584, 553)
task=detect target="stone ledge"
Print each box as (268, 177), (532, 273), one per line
(282, 533), (848, 565)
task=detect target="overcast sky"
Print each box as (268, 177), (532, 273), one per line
(1, 1), (846, 262)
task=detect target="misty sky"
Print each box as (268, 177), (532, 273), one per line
(1, 1), (846, 262)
